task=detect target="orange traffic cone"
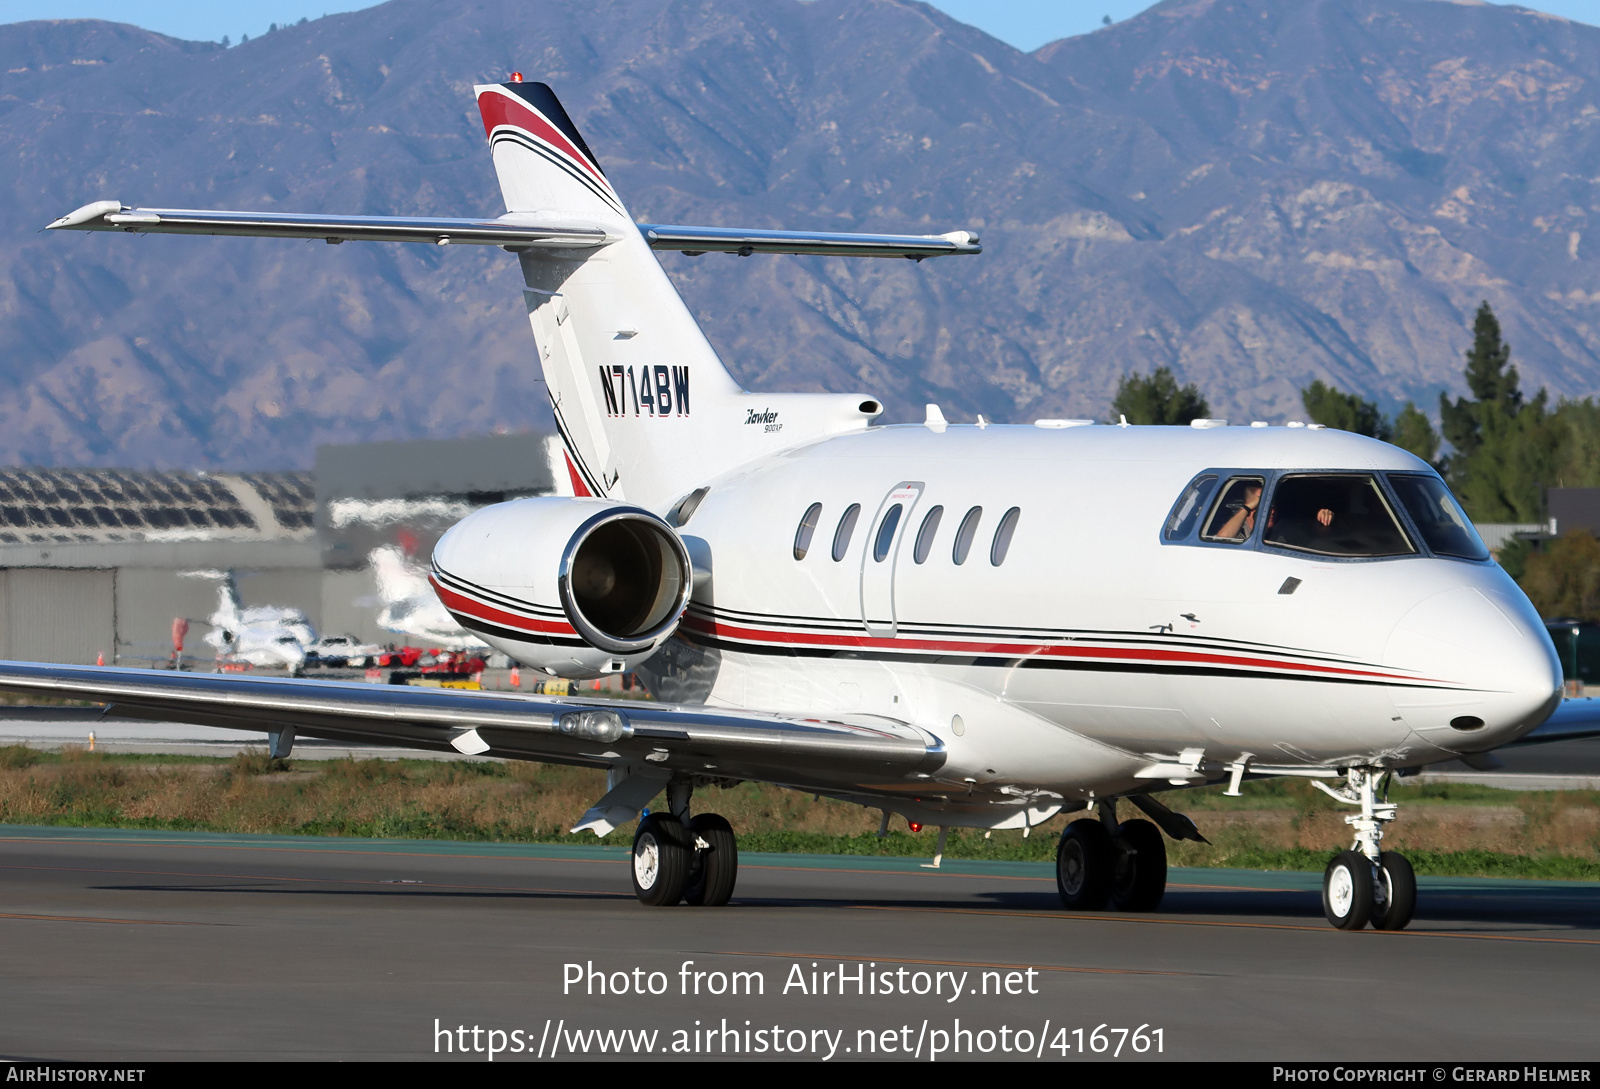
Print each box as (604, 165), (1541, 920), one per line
(96, 652), (104, 666)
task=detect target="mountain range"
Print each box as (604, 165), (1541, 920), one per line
(1, 0), (1597, 468)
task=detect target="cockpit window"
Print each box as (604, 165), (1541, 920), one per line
(1164, 475), (1217, 541)
(1200, 477), (1264, 543)
(1389, 475), (1489, 561)
(1263, 475), (1414, 557)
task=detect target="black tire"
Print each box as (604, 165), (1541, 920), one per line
(683, 813), (739, 906)
(1056, 818), (1115, 910)
(1110, 818), (1167, 912)
(631, 813), (689, 907)
(1322, 850), (1376, 930)
(1372, 852), (1417, 931)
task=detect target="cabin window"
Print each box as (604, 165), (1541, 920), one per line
(913, 505), (943, 564)
(872, 503), (904, 562)
(952, 506), (982, 565)
(990, 507), (1020, 566)
(1388, 475), (1489, 561)
(1164, 475), (1218, 540)
(1200, 477), (1266, 543)
(1263, 475), (1414, 558)
(793, 502), (822, 560)
(832, 503), (861, 562)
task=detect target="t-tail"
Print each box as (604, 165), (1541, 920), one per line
(475, 79), (957, 510)
(47, 76), (981, 513)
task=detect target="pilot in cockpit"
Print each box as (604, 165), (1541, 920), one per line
(1213, 483), (1262, 540)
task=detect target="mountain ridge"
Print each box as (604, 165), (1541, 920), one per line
(0, 0), (1596, 467)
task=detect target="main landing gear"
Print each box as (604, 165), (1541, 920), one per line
(629, 780), (739, 907)
(1315, 768), (1416, 931)
(1055, 801), (1171, 913)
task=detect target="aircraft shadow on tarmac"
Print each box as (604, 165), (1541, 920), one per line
(87, 879), (1600, 931)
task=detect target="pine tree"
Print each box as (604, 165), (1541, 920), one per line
(1438, 301), (1556, 522)
(1111, 368), (1210, 425)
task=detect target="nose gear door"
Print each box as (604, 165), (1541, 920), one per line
(860, 481), (923, 639)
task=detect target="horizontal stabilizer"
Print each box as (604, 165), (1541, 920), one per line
(47, 203), (982, 261)
(642, 223), (980, 259)
(46, 201), (609, 248)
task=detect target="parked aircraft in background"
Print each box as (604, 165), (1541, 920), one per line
(17, 77), (1599, 933)
(369, 544), (487, 652)
(189, 570), (315, 672)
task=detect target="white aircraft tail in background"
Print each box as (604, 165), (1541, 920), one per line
(369, 545), (485, 651)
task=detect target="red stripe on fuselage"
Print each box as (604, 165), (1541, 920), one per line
(429, 577), (575, 638)
(680, 614), (1442, 686)
(476, 91), (610, 191)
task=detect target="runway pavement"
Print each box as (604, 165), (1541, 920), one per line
(1, 826), (1597, 1062)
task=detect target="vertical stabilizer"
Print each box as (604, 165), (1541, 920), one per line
(474, 81), (879, 511)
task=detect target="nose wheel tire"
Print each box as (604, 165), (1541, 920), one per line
(1322, 850), (1376, 930)
(684, 813), (739, 906)
(1371, 852), (1416, 931)
(631, 813), (690, 907)
(1056, 818), (1115, 910)
(1110, 818), (1167, 912)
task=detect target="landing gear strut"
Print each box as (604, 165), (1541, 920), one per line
(628, 778), (740, 907)
(1055, 802), (1169, 912)
(1315, 768), (1416, 931)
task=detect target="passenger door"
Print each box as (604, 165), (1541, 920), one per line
(859, 481), (923, 639)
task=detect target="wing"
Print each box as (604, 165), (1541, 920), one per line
(0, 659), (943, 800)
(47, 202), (980, 259)
(1504, 696), (1600, 746)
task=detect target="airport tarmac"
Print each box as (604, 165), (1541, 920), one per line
(0, 826), (1597, 1062)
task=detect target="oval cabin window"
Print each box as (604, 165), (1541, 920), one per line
(952, 506), (982, 565)
(793, 502), (823, 560)
(990, 507), (1020, 566)
(832, 503), (862, 562)
(913, 505), (944, 564)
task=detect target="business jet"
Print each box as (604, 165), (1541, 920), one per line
(186, 570), (316, 672)
(20, 78), (1597, 931)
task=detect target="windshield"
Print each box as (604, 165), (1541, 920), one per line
(1263, 474), (1415, 558)
(1388, 475), (1490, 561)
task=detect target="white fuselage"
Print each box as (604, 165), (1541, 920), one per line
(624, 420), (1561, 817)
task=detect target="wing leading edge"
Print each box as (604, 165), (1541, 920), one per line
(0, 660), (944, 792)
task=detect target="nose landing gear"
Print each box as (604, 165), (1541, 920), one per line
(1315, 768), (1416, 931)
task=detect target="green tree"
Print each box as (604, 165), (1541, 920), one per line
(1301, 380), (1390, 439)
(1390, 402), (1440, 463)
(1112, 367), (1209, 425)
(1298, 380), (1440, 463)
(1519, 531), (1600, 622)
(1437, 301), (1558, 522)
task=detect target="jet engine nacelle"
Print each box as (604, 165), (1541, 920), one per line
(430, 497), (692, 679)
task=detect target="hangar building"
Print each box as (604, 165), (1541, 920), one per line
(0, 432), (556, 665)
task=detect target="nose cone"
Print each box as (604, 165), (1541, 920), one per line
(1385, 585), (1561, 753)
